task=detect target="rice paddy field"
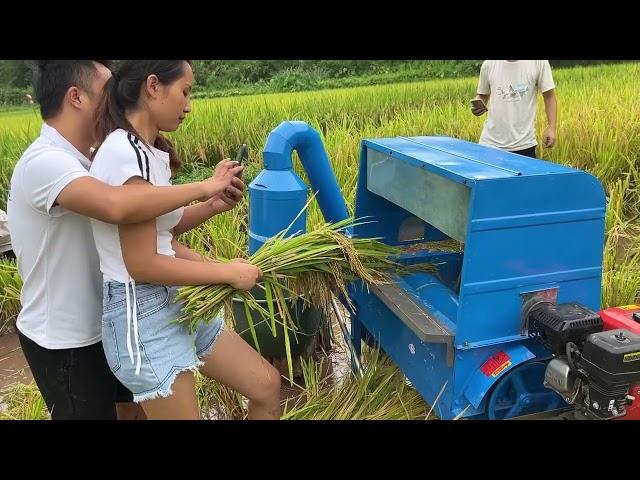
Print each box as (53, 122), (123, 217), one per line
(1, 62), (639, 419)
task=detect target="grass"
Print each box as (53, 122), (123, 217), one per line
(0, 383), (49, 420)
(0, 258), (22, 335)
(280, 347), (429, 420)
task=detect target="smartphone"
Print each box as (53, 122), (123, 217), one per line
(234, 143), (248, 179)
(470, 98), (486, 110)
(235, 143), (248, 166)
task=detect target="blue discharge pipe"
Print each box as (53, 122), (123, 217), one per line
(248, 121), (349, 254)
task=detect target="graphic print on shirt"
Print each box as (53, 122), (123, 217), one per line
(496, 81), (531, 102)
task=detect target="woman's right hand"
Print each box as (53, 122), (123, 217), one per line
(199, 160), (244, 201)
(227, 259), (263, 290)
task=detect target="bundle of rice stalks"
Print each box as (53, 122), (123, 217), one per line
(177, 216), (400, 381)
(399, 239), (463, 254)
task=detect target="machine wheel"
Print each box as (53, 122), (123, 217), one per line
(486, 361), (566, 419)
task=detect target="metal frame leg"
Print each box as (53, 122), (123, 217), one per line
(330, 296), (363, 377)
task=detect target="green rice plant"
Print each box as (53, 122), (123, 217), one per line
(0, 258), (22, 335)
(280, 347), (429, 420)
(0, 383), (49, 420)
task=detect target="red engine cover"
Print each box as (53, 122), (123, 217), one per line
(599, 304), (640, 334)
(599, 304), (640, 420)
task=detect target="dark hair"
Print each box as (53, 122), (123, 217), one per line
(93, 60), (192, 172)
(34, 60), (111, 120)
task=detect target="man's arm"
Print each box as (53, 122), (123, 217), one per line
(173, 175), (245, 235)
(55, 160), (243, 225)
(542, 89), (557, 148)
(56, 177), (207, 225)
(472, 61), (491, 116)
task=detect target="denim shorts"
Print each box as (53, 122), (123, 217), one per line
(102, 281), (224, 403)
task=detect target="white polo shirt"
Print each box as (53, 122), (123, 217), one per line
(7, 123), (103, 349)
(89, 129), (184, 284)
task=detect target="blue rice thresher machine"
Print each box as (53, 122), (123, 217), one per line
(247, 121), (640, 420)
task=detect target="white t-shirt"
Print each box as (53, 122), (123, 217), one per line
(7, 123), (103, 349)
(90, 129), (184, 284)
(478, 60), (555, 151)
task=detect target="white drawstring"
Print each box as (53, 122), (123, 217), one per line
(124, 277), (142, 375)
(125, 280), (133, 364)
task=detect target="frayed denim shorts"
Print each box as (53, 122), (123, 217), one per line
(101, 281), (224, 403)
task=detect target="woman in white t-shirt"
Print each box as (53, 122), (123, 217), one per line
(90, 61), (281, 419)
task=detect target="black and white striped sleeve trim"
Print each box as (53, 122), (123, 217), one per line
(127, 133), (150, 181)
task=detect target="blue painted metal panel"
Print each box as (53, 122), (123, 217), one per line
(348, 135), (606, 418)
